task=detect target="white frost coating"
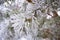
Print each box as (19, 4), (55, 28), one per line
(3, 1), (11, 6)
(20, 37), (27, 40)
(0, 0), (60, 40)
(0, 19), (9, 40)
